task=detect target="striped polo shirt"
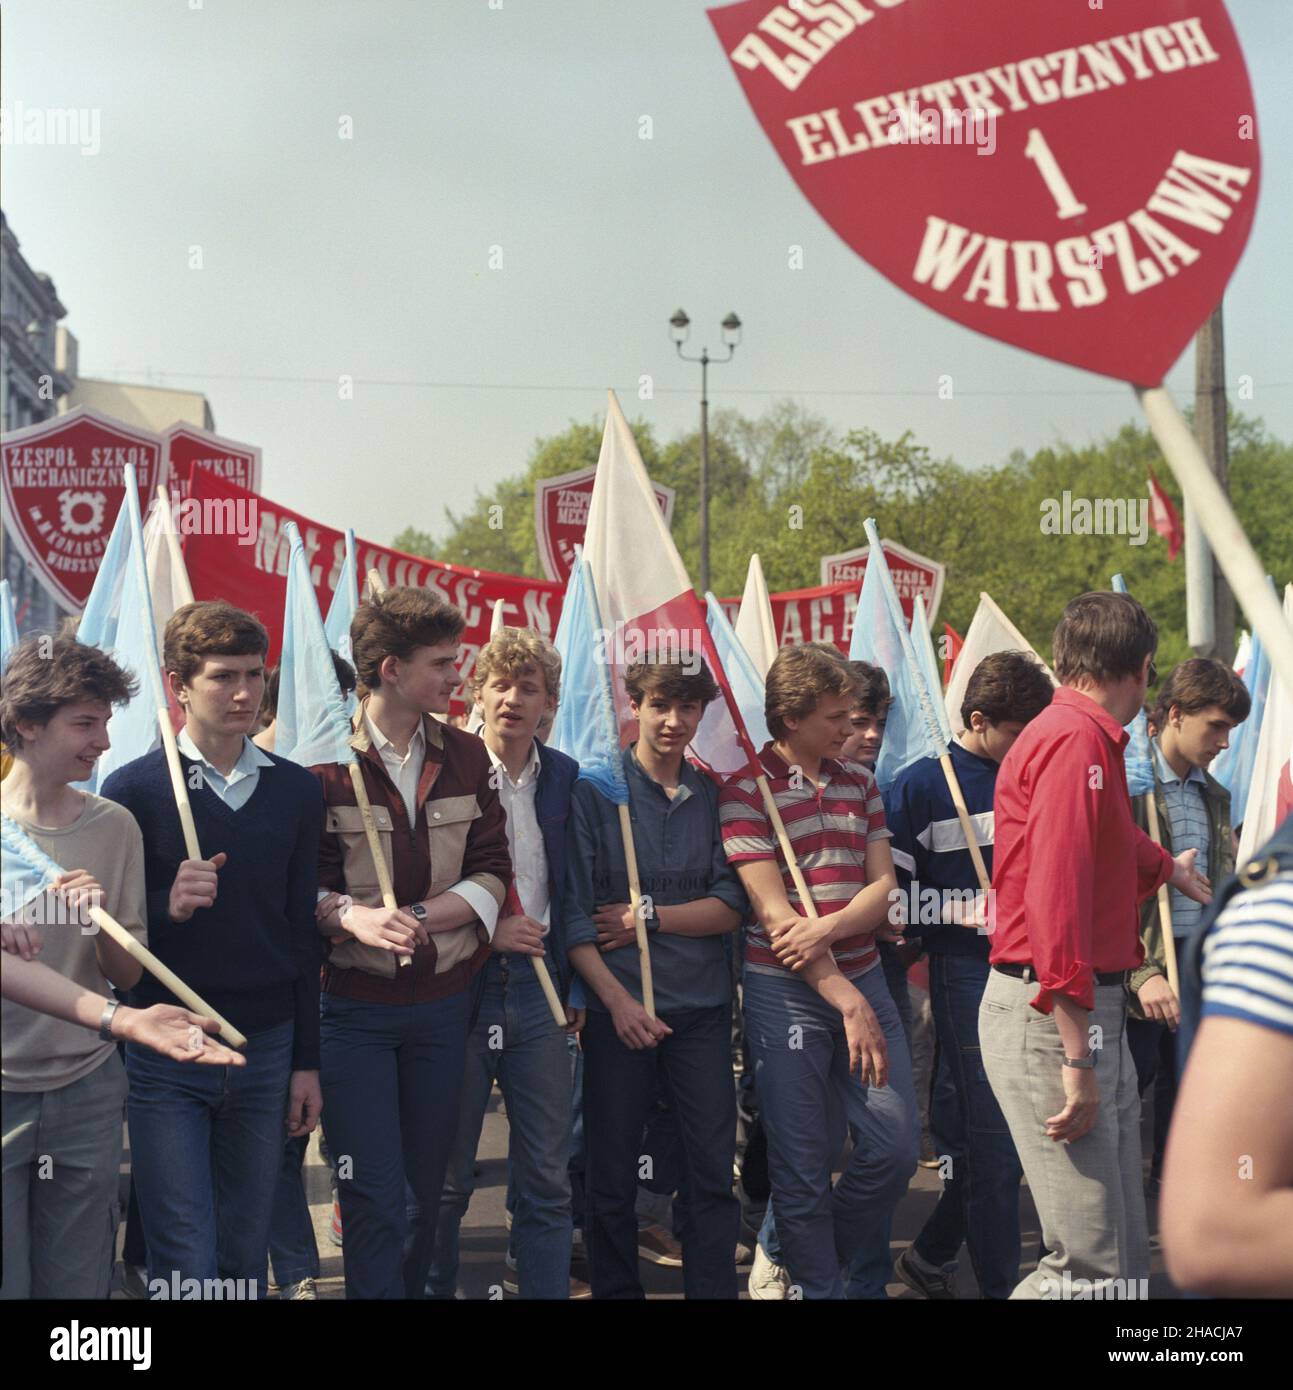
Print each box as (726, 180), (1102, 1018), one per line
(1201, 873), (1293, 1038)
(719, 741), (890, 978)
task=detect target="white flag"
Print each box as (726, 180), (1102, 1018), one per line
(1237, 584), (1293, 862)
(734, 553), (778, 680)
(944, 592), (1056, 736)
(142, 491), (194, 641)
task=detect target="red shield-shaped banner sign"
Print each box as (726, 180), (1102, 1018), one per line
(709, 0), (1259, 384)
(821, 540), (944, 626)
(535, 466), (676, 583)
(1, 408), (162, 610)
(163, 423), (262, 507)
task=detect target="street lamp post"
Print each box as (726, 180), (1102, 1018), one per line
(670, 309), (742, 593)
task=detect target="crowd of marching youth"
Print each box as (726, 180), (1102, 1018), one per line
(1, 582), (1290, 1304)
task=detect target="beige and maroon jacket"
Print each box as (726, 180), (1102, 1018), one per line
(312, 707), (511, 1004)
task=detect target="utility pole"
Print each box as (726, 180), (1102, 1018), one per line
(1192, 302), (1235, 663)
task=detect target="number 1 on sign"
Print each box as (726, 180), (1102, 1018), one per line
(1024, 128), (1087, 219)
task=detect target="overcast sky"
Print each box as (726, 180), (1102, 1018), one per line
(3, 0), (1289, 554)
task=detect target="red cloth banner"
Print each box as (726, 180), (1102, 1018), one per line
(182, 470), (564, 712)
(181, 474), (865, 713)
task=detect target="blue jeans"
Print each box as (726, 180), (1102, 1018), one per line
(320, 988), (474, 1299)
(842, 943), (916, 1297)
(268, 1134), (320, 1287)
(912, 953), (1023, 1298)
(567, 1034), (586, 1234)
(428, 959), (572, 1299)
(582, 1003), (739, 1299)
(126, 1020), (293, 1297)
(744, 964), (917, 1300)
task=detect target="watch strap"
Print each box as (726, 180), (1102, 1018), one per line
(99, 1000), (121, 1042)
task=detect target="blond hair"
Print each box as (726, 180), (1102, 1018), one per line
(471, 627), (561, 703)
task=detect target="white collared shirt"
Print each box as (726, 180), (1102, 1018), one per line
(364, 711), (425, 828)
(486, 740), (549, 930)
(178, 729), (275, 811)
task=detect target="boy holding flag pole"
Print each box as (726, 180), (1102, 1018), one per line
(310, 583), (511, 1299)
(720, 641), (915, 1300)
(102, 594), (325, 1299)
(1, 634), (148, 1299)
(563, 647), (746, 1299)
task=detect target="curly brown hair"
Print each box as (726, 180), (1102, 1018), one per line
(472, 628), (562, 703)
(961, 651), (1055, 728)
(350, 587), (465, 691)
(0, 636), (137, 750)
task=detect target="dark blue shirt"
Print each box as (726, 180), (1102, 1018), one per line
(883, 739), (998, 958)
(564, 747), (747, 1013)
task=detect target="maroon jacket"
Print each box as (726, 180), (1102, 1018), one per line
(312, 708), (511, 1004)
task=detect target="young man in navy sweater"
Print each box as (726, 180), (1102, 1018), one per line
(103, 601), (324, 1299)
(889, 650), (1053, 1299)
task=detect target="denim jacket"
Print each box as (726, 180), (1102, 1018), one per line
(564, 746), (747, 1014)
(1128, 752), (1234, 1016)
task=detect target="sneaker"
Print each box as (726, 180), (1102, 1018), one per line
(328, 1198), (343, 1248)
(895, 1245), (957, 1299)
(636, 1222), (683, 1267)
(747, 1243), (792, 1300)
(120, 1263), (149, 1300)
(569, 1274), (592, 1299)
(282, 1277), (318, 1301)
(735, 1238), (754, 1267)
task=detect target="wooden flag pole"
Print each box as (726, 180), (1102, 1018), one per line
(155, 485), (194, 605)
(158, 704), (202, 861)
(756, 773), (878, 1087)
(87, 903), (247, 1049)
(1137, 387), (1293, 697)
(366, 568), (386, 598)
(1143, 792), (1179, 998)
(938, 754), (992, 896)
(346, 759), (412, 969)
(618, 804), (656, 1019)
(532, 955), (567, 1029)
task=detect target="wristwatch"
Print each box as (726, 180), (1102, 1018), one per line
(409, 903), (428, 923)
(99, 1000), (121, 1041)
(1062, 1055), (1095, 1069)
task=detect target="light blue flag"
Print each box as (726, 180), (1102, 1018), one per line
(1212, 582), (1274, 817)
(549, 558), (629, 806)
(1111, 573), (1155, 796)
(909, 598), (954, 747)
(76, 468), (168, 792)
(705, 593), (771, 752)
(849, 519), (949, 790)
(324, 529), (359, 716)
(1, 813), (69, 923)
(0, 579), (18, 674)
(275, 522), (356, 769)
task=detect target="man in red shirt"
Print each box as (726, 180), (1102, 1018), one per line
(980, 592), (1210, 1299)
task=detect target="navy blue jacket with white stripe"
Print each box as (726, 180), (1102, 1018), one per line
(882, 738), (998, 958)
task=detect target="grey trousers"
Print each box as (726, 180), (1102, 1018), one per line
(979, 969), (1149, 1300)
(2, 1051), (127, 1299)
